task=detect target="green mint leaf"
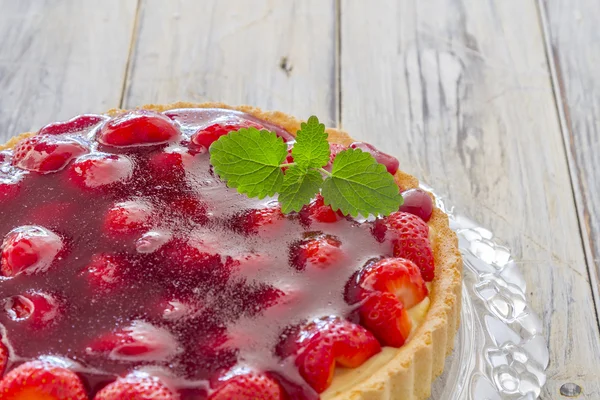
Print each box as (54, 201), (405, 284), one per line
(279, 166), (323, 213)
(210, 127), (287, 198)
(321, 148), (403, 217)
(292, 115), (330, 168)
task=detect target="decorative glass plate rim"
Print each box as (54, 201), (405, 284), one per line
(425, 185), (549, 400)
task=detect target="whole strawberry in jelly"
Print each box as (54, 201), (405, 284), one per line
(192, 116), (264, 149)
(12, 134), (89, 173)
(1, 226), (64, 277)
(399, 188), (434, 222)
(39, 114), (107, 136)
(98, 110), (179, 147)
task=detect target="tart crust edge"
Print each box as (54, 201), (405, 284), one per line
(1, 101), (462, 400)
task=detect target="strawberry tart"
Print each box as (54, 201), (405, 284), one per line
(0, 103), (462, 399)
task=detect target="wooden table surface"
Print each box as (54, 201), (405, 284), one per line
(1, 0), (599, 398)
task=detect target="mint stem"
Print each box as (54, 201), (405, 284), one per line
(319, 167), (333, 178)
(279, 162), (296, 168)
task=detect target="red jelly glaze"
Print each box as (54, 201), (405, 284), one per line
(0, 108), (414, 399)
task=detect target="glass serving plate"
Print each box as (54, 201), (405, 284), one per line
(427, 186), (549, 400)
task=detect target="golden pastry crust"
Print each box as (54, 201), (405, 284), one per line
(2, 102), (462, 400)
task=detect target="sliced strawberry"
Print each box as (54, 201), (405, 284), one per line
(39, 114), (107, 136)
(1, 226), (64, 277)
(86, 320), (179, 362)
(290, 317), (380, 393)
(384, 212), (434, 281)
(12, 134), (89, 173)
(349, 142), (399, 175)
(4, 291), (62, 330)
(359, 258), (428, 309)
(209, 372), (285, 400)
(300, 194), (342, 224)
(289, 234), (343, 271)
(359, 291), (412, 347)
(80, 254), (129, 294)
(95, 374), (177, 400)
(0, 341), (8, 375)
(191, 117), (264, 149)
(234, 206), (285, 235)
(0, 360), (87, 399)
(103, 200), (153, 236)
(68, 154), (133, 191)
(98, 110), (179, 147)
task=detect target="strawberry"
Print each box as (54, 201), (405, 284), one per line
(12, 134), (89, 173)
(68, 154), (133, 191)
(80, 254), (129, 294)
(95, 374), (177, 400)
(299, 195), (342, 224)
(290, 317), (380, 393)
(5, 291), (62, 329)
(86, 320), (179, 362)
(349, 142), (399, 175)
(158, 296), (203, 322)
(398, 188), (433, 222)
(209, 372), (285, 400)
(167, 194), (208, 225)
(1, 226), (64, 277)
(103, 201), (153, 237)
(0, 360), (88, 400)
(158, 239), (223, 278)
(384, 212), (434, 281)
(324, 143), (347, 171)
(289, 234), (343, 271)
(359, 258), (428, 309)
(191, 117), (264, 149)
(148, 147), (192, 184)
(0, 341), (8, 375)
(98, 110), (179, 147)
(235, 206), (285, 235)
(358, 291), (412, 347)
(39, 114), (106, 136)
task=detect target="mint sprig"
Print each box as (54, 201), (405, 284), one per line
(209, 116), (403, 216)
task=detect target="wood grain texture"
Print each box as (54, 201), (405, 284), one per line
(542, 0), (600, 339)
(340, 0), (600, 397)
(124, 0), (338, 127)
(0, 0), (137, 143)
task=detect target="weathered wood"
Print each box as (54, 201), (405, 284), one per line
(0, 0), (138, 142)
(542, 0), (600, 340)
(123, 0), (338, 126)
(340, 0), (600, 397)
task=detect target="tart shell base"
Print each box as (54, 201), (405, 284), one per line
(2, 101), (462, 400)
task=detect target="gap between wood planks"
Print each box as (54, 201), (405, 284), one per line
(119, 0), (143, 109)
(535, 0), (600, 333)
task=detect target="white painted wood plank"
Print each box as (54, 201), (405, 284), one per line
(0, 0), (138, 142)
(340, 0), (600, 397)
(543, 0), (600, 350)
(124, 0), (338, 126)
